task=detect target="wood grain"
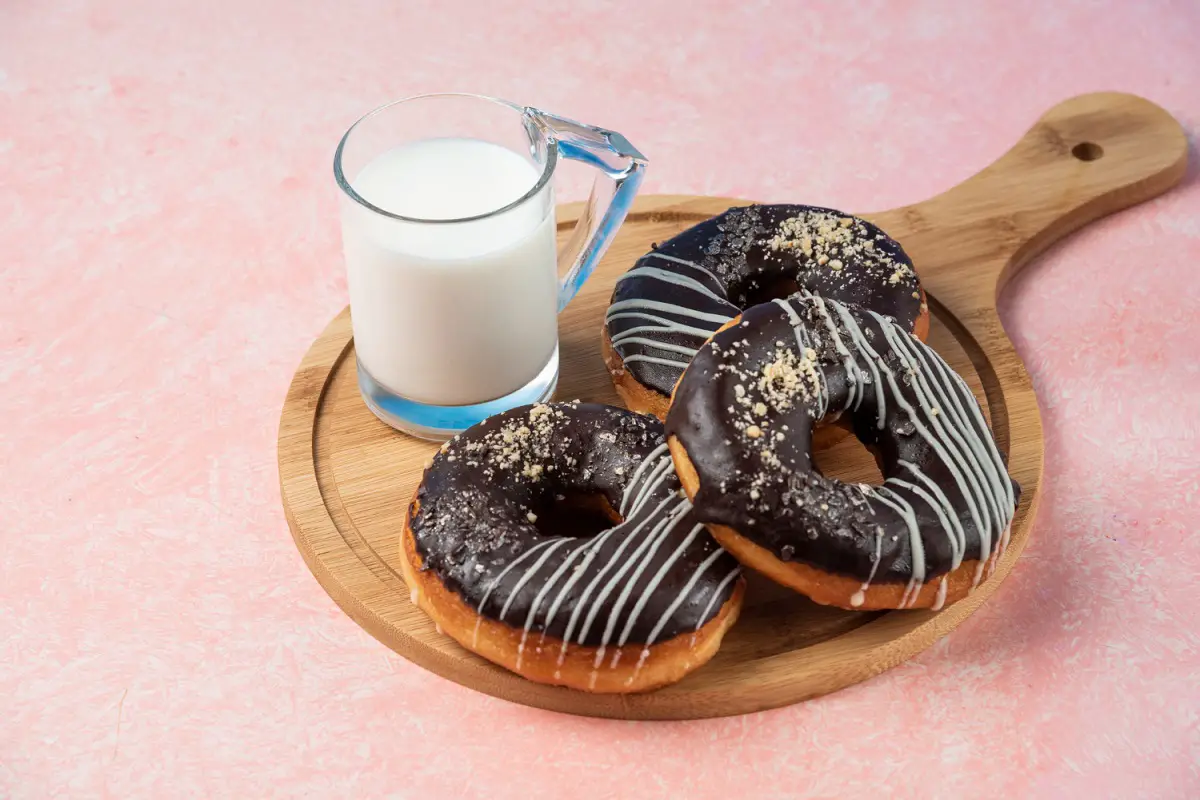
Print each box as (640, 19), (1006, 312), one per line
(278, 92), (1187, 719)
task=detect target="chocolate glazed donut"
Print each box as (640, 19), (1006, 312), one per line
(401, 402), (744, 693)
(603, 204), (930, 418)
(665, 294), (1020, 611)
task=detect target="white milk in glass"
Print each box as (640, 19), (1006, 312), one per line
(341, 138), (558, 406)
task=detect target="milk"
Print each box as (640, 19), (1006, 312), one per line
(341, 138), (558, 406)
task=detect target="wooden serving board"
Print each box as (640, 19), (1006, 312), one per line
(278, 93), (1186, 719)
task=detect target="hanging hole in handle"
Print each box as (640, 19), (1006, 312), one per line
(1071, 142), (1104, 161)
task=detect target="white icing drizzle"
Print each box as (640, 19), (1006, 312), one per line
(552, 494), (678, 662)
(871, 315), (1005, 587)
(810, 294), (863, 410)
(536, 533), (612, 646)
(605, 257), (737, 385)
(606, 298), (732, 325)
(497, 539), (571, 623)
(690, 566), (743, 647)
(912, 338), (1016, 517)
(627, 528), (743, 683)
(621, 353), (693, 369)
(609, 647), (623, 669)
(897, 460), (968, 567)
(472, 538), (560, 647)
(573, 500), (690, 659)
(614, 524), (705, 646)
(627, 648), (652, 686)
(604, 296), (731, 371)
(826, 298), (886, 428)
(850, 524), (885, 608)
(606, 335), (699, 358)
(985, 524), (1014, 583)
(872, 487), (925, 608)
(606, 311), (717, 340)
(643, 251), (724, 285)
(772, 297), (829, 417)
(771, 294), (1016, 602)
(886, 474), (963, 569)
(584, 506), (695, 682)
(619, 441), (669, 515)
(932, 576), (948, 611)
(639, 547), (726, 646)
(884, 325), (1007, 533)
(615, 266), (726, 303)
(853, 315), (988, 573)
(516, 540), (597, 668)
(467, 447), (737, 676)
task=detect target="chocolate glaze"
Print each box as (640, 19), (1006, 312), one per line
(665, 295), (1020, 601)
(410, 402), (741, 647)
(606, 204), (923, 397)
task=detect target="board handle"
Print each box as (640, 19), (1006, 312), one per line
(884, 92), (1189, 292)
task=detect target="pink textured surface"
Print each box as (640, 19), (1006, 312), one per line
(2, 0), (1199, 796)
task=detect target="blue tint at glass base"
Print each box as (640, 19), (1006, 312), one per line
(357, 347), (559, 441)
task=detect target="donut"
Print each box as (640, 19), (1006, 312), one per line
(665, 293), (1020, 611)
(603, 204), (930, 419)
(401, 401), (745, 693)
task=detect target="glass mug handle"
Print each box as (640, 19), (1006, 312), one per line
(523, 109), (648, 312)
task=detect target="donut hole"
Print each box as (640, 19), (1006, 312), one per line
(532, 491), (623, 539)
(810, 430), (884, 485)
(735, 275), (801, 309)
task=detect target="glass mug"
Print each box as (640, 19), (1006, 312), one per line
(334, 93), (647, 439)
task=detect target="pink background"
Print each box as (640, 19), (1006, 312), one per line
(2, 1), (1199, 797)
